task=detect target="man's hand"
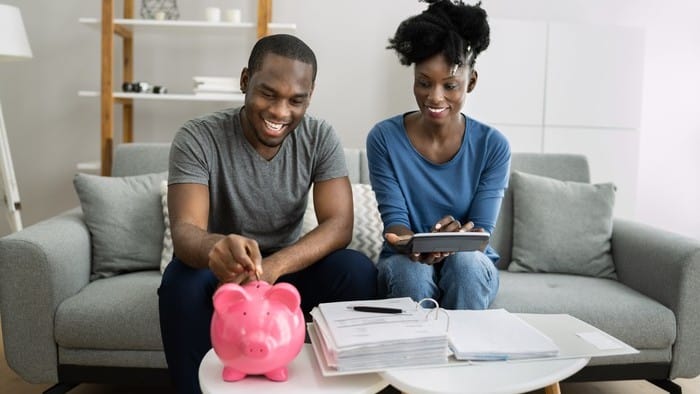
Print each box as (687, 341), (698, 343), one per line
(208, 234), (263, 284)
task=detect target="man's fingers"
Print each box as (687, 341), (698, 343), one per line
(226, 237), (259, 272)
(245, 242), (263, 279)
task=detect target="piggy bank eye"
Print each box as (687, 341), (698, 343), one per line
(243, 311), (247, 316)
(266, 312), (270, 316)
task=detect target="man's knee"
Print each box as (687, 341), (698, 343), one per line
(159, 258), (218, 323)
(324, 249), (378, 298)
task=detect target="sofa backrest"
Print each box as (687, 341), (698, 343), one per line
(113, 143), (170, 176)
(113, 143), (372, 184)
(112, 143), (590, 266)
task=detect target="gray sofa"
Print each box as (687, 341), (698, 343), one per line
(1, 143), (699, 394)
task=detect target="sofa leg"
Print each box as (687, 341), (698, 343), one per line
(649, 379), (682, 394)
(43, 382), (79, 394)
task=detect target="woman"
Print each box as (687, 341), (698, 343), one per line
(366, 0), (510, 310)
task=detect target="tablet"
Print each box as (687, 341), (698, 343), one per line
(394, 232), (490, 254)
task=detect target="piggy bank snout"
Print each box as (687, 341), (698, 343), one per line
(243, 337), (271, 359)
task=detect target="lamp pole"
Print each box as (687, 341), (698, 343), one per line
(0, 4), (33, 232)
(0, 98), (22, 231)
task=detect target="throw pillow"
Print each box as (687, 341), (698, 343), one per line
(507, 171), (617, 279)
(74, 172), (167, 280)
(302, 184), (384, 263)
(160, 180), (173, 273)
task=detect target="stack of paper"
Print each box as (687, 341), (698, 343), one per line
(310, 297), (449, 372)
(193, 76), (239, 95)
(446, 308), (559, 361)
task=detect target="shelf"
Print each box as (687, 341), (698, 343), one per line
(86, 0), (280, 175)
(79, 90), (245, 102)
(79, 17), (296, 32)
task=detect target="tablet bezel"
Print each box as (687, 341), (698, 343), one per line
(408, 232), (490, 254)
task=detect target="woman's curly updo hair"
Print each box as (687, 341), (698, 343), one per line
(388, 0), (490, 69)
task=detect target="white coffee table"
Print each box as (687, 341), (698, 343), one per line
(199, 345), (388, 394)
(379, 357), (589, 394)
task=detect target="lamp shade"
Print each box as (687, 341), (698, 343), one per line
(0, 4), (32, 61)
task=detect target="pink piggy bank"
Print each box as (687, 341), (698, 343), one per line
(211, 281), (305, 382)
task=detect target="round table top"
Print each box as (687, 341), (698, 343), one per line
(199, 345), (388, 394)
(380, 357), (590, 394)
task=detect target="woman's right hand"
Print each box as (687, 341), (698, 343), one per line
(207, 234), (263, 284)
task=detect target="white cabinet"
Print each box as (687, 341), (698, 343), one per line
(465, 18), (644, 219)
(467, 19), (548, 127)
(545, 22), (645, 129)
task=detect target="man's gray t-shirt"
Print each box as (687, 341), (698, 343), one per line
(169, 106), (347, 254)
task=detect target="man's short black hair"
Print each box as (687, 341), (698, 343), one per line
(388, 0), (490, 68)
(247, 34), (318, 82)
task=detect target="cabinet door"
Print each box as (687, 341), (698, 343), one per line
(545, 23), (645, 129)
(467, 19), (547, 127)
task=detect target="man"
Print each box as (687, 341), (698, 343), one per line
(158, 34), (378, 394)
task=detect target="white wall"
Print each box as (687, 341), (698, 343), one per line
(0, 0), (698, 240)
(481, 0), (700, 239)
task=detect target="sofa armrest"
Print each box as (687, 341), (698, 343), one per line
(611, 218), (700, 378)
(0, 208), (91, 383)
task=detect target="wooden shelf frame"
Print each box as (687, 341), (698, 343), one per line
(97, 0), (273, 175)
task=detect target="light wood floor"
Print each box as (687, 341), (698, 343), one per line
(3, 319), (699, 394)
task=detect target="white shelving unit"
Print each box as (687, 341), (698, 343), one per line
(78, 17), (295, 33)
(79, 0), (292, 175)
(78, 90), (245, 102)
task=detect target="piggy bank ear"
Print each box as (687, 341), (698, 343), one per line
(265, 283), (301, 312)
(213, 283), (251, 313)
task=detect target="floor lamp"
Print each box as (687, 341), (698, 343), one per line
(0, 4), (32, 232)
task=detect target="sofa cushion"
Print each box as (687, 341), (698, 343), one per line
(492, 271), (676, 352)
(508, 171), (617, 279)
(55, 271), (163, 350)
(74, 172), (167, 280)
(303, 183), (383, 262)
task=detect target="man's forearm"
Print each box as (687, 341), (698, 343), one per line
(171, 222), (224, 269)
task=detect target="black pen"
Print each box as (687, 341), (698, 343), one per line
(351, 306), (404, 314)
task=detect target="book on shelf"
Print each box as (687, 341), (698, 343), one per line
(193, 85), (238, 94)
(193, 76), (239, 85)
(192, 76), (239, 95)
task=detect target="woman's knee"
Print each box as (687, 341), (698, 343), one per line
(443, 252), (496, 282)
(377, 254), (436, 299)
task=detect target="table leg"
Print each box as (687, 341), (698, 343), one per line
(544, 382), (561, 394)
